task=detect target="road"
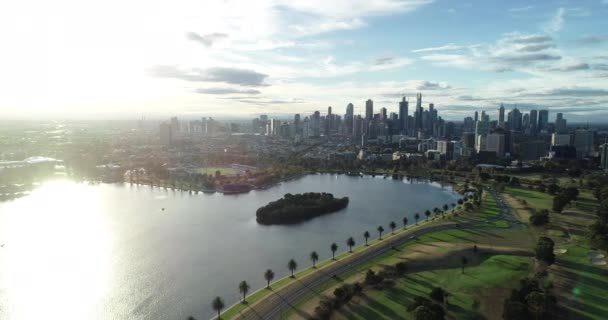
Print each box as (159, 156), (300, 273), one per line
(231, 189), (515, 320)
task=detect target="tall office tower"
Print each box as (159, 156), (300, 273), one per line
(326, 106), (333, 134)
(428, 103), (436, 134)
(486, 133), (506, 157)
(159, 122), (172, 146)
(380, 107), (387, 120)
(574, 129), (595, 159)
(260, 115), (268, 123)
(294, 114), (301, 135)
(463, 117), (474, 131)
(170, 117), (180, 133)
(353, 115), (362, 138)
(399, 96), (409, 134)
(365, 99), (374, 120)
(523, 113), (530, 131)
(601, 143), (608, 170)
(509, 108), (522, 131)
(538, 110), (549, 132)
(555, 113), (567, 133)
(415, 93), (423, 129)
(345, 103), (354, 135)
(529, 110), (538, 133)
(474, 111), (479, 123)
(499, 104), (505, 128)
(312, 111), (321, 137)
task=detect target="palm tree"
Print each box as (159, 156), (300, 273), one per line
(330, 243), (338, 259)
(310, 251), (319, 268)
(389, 221), (396, 234)
(433, 208), (440, 218)
(287, 259), (298, 277)
(424, 210), (431, 221)
(414, 213), (420, 225)
(377, 225), (385, 240)
(402, 217), (408, 229)
(461, 256), (468, 274)
(451, 203), (456, 210)
(238, 281), (250, 303)
(264, 269), (274, 289)
(443, 204), (449, 212)
(363, 231), (370, 246)
(211, 296), (224, 320)
(347, 237), (355, 252)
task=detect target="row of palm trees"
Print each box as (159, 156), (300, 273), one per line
(209, 200), (466, 319)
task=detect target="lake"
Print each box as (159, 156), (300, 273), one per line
(0, 174), (460, 320)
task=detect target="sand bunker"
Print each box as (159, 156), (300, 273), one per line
(591, 259), (607, 266)
(554, 249), (567, 254)
(589, 253), (605, 259)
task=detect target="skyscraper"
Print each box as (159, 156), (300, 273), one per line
(601, 143), (608, 170)
(529, 110), (538, 133)
(474, 111), (479, 123)
(498, 104), (505, 128)
(415, 93), (423, 130)
(345, 103), (354, 136)
(538, 110), (549, 132)
(555, 113), (567, 134)
(509, 108), (522, 131)
(365, 99), (373, 120)
(398, 96), (408, 134)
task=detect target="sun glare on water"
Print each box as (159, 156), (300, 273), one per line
(1, 180), (112, 320)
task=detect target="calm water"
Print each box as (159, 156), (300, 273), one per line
(0, 174), (459, 320)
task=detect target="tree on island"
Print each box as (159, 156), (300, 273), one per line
(264, 269), (274, 289)
(451, 203), (456, 210)
(211, 296), (224, 320)
(364, 231), (370, 246)
(347, 237), (355, 253)
(238, 281), (250, 303)
(377, 225), (385, 240)
(331, 243), (338, 259)
(461, 256), (468, 274)
(389, 221), (397, 234)
(287, 259), (298, 277)
(310, 251), (319, 268)
(403, 217), (408, 229)
(414, 213), (420, 225)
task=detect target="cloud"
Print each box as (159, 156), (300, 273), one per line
(369, 57), (412, 70)
(413, 80), (450, 90)
(225, 97), (306, 105)
(185, 32), (228, 47)
(543, 7), (565, 33)
(508, 5), (533, 12)
(194, 88), (261, 95)
(456, 95), (484, 101)
(411, 44), (464, 53)
(518, 43), (555, 52)
(508, 34), (553, 44)
(374, 57), (395, 65)
(496, 53), (561, 64)
(576, 35), (608, 45)
(522, 87), (608, 97)
(147, 65), (269, 87)
(593, 63), (608, 71)
(548, 63), (590, 72)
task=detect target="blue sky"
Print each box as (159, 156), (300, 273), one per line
(1, 0), (607, 121)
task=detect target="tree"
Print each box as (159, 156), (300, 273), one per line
(530, 209), (550, 226)
(429, 287), (447, 304)
(331, 243), (338, 259)
(310, 251), (319, 268)
(451, 203), (456, 210)
(389, 221), (397, 234)
(414, 213), (420, 225)
(402, 217), (408, 229)
(347, 237), (355, 252)
(552, 194), (569, 213)
(364, 231), (370, 245)
(461, 256), (468, 274)
(264, 269), (274, 289)
(502, 301), (529, 320)
(425, 210), (431, 221)
(535, 237), (555, 265)
(526, 291), (547, 320)
(414, 304), (445, 320)
(238, 281), (250, 303)
(443, 204), (449, 212)
(287, 259), (298, 277)
(377, 225), (385, 240)
(211, 296), (224, 320)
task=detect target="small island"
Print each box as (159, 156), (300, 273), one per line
(256, 192), (349, 225)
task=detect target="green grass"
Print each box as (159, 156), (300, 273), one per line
(333, 255), (531, 320)
(552, 243), (608, 319)
(506, 187), (553, 210)
(198, 167), (238, 176)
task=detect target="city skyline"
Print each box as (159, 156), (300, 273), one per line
(1, 0), (608, 121)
